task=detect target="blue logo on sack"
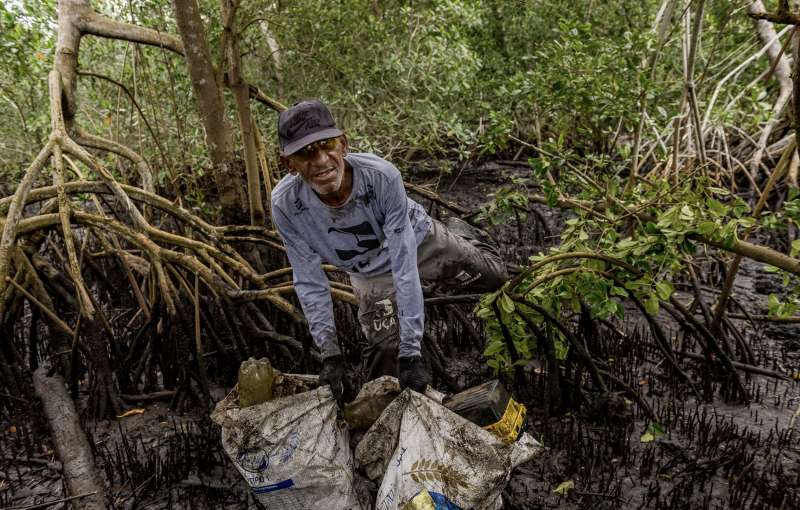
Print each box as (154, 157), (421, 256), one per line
(237, 448), (269, 473)
(253, 479), (295, 494)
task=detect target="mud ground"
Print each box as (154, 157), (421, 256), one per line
(1, 161), (798, 509)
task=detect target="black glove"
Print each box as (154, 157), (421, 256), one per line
(319, 355), (345, 407)
(398, 356), (430, 393)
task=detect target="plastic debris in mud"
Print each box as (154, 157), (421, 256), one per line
(237, 358), (275, 408)
(346, 377), (527, 444)
(443, 379), (526, 444)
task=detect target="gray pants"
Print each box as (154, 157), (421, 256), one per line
(349, 220), (507, 380)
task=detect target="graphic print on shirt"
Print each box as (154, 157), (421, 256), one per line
(292, 197), (308, 216)
(354, 183), (376, 206)
(327, 221), (381, 261)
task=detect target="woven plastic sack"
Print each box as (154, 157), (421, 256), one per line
(212, 373), (363, 509)
(355, 388), (541, 510)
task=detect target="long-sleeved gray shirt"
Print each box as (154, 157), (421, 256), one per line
(271, 153), (432, 358)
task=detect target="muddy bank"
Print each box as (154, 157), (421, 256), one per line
(1, 161), (798, 509)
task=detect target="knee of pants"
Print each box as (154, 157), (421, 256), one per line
(358, 298), (400, 345)
(477, 260), (509, 290)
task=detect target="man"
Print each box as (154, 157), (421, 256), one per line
(271, 99), (507, 405)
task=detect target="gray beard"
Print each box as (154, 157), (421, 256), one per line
(310, 170), (344, 197)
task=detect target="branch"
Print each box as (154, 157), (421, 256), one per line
(0, 140), (53, 321)
(76, 72), (169, 175)
(748, 9), (800, 25)
(4, 277), (74, 337)
(249, 83), (286, 112)
(72, 128), (154, 193)
(404, 182), (471, 216)
(79, 12), (184, 54)
(0, 181), (220, 241)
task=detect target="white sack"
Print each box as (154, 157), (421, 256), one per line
(212, 381), (362, 509)
(355, 389), (541, 510)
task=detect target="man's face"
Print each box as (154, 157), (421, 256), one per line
(282, 136), (348, 197)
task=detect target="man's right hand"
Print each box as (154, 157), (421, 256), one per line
(319, 355), (346, 407)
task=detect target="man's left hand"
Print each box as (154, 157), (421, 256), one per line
(398, 356), (430, 393)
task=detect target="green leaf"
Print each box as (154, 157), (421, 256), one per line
(610, 286), (628, 297)
(554, 336), (569, 360)
(679, 205), (694, 222)
(697, 221), (716, 236)
(768, 294), (781, 316)
(483, 340), (506, 357)
(706, 198), (729, 217)
(499, 294), (515, 314)
(655, 281), (673, 301)
(738, 217), (756, 228)
(553, 480), (574, 495)
(644, 295), (659, 315)
(641, 422), (666, 443)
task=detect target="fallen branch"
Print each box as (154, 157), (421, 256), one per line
(32, 368), (107, 510)
(404, 182), (471, 216)
(675, 351), (791, 381)
(120, 390), (176, 403)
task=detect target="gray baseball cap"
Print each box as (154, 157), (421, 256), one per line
(278, 99), (344, 156)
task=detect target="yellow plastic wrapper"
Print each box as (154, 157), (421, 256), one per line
(401, 488), (436, 510)
(484, 398), (527, 444)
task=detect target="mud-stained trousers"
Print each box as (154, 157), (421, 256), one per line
(349, 219), (508, 380)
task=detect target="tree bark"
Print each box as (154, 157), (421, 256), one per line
(260, 21), (284, 97)
(222, 0), (265, 225)
(33, 368), (108, 510)
(171, 0), (246, 222)
(748, 1), (793, 174)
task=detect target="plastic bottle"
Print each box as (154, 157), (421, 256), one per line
(238, 358), (274, 408)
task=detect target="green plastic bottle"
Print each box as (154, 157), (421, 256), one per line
(238, 358), (274, 408)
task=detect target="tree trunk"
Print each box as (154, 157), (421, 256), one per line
(260, 21), (284, 98)
(748, 0), (793, 175)
(33, 368), (108, 510)
(222, 0), (265, 225)
(172, 0), (246, 222)
(84, 317), (124, 420)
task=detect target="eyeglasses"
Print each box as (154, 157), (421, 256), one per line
(290, 137), (340, 161)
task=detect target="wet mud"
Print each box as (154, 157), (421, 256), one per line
(1, 162), (798, 509)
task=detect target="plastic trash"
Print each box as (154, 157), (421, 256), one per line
(237, 357), (275, 408)
(344, 376), (402, 430)
(346, 377), (526, 444)
(212, 371), (363, 509)
(443, 379), (526, 444)
(355, 387), (541, 510)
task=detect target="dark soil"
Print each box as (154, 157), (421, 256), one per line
(1, 161), (798, 509)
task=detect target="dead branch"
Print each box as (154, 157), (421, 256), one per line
(32, 368), (108, 510)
